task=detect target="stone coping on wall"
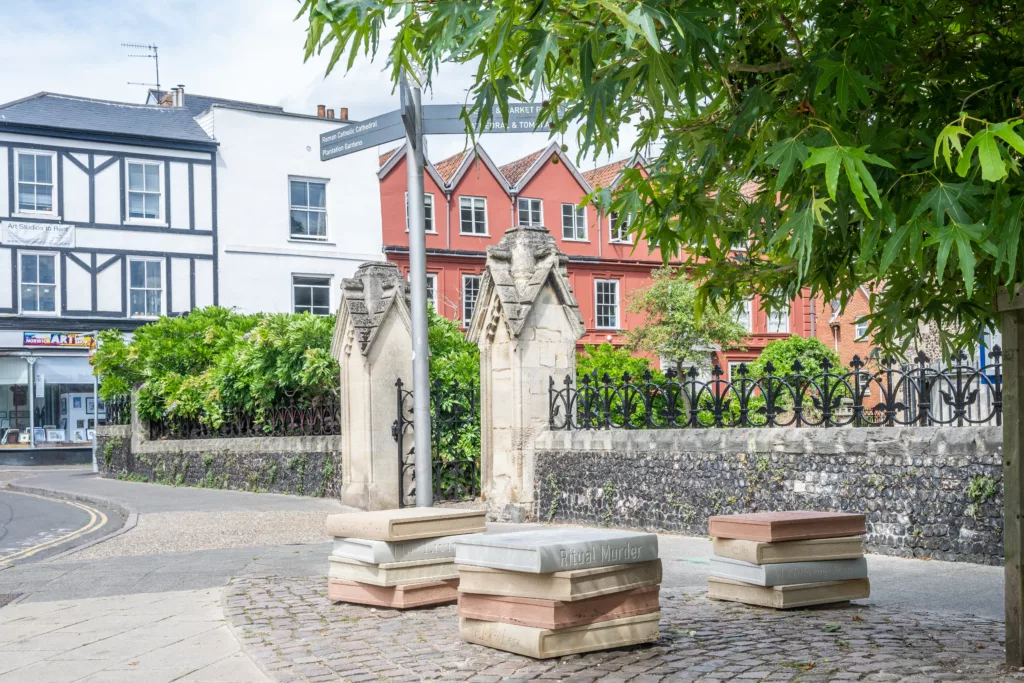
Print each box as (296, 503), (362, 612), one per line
(95, 424), (132, 438)
(137, 434), (344, 455)
(535, 424), (1002, 461)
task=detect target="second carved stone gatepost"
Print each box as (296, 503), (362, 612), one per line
(466, 225), (585, 522)
(331, 262), (414, 510)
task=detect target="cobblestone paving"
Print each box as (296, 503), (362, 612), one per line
(225, 576), (1019, 682)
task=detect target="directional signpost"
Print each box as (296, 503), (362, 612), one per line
(320, 81), (549, 508)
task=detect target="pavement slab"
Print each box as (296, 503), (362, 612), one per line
(226, 575), (1019, 682)
(0, 587), (267, 682)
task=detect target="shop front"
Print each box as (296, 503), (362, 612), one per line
(0, 331), (101, 451)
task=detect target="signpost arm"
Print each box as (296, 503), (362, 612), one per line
(1001, 285), (1024, 665)
(405, 76), (433, 507)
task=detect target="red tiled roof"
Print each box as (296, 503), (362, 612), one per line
(582, 158), (630, 189)
(379, 146), (400, 167)
(433, 149), (471, 183)
(498, 148), (546, 187)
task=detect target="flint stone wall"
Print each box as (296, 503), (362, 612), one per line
(534, 426), (1003, 565)
(95, 424), (341, 498)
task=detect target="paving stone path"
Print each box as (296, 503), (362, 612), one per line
(225, 576), (1018, 683)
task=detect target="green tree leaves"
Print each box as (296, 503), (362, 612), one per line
(813, 59), (878, 114)
(298, 0), (1024, 355)
(764, 138), (808, 192)
(802, 145), (893, 217)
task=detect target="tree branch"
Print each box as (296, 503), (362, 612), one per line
(728, 61), (794, 73)
(778, 12), (805, 62)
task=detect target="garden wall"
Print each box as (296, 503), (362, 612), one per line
(534, 426), (1003, 565)
(95, 424), (341, 498)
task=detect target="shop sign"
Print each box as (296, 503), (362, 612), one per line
(2, 220), (76, 248)
(23, 332), (95, 348)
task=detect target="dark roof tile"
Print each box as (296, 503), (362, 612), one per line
(0, 92), (214, 145)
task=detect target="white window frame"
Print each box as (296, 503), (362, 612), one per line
(561, 203), (587, 241)
(405, 192), (436, 234)
(289, 176), (329, 242)
(14, 150), (58, 218)
(127, 258), (163, 319)
(461, 274), (481, 327)
(425, 273), (438, 312)
(767, 305), (790, 334)
(728, 361), (748, 381)
(594, 279), (620, 330)
(292, 274), (332, 316)
(18, 251), (59, 315)
(518, 197), (543, 227)
(459, 196), (488, 235)
(609, 212), (632, 244)
(855, 320), (870, 341)
(125, 160), (165, 225)
(734, 299), (753, 333)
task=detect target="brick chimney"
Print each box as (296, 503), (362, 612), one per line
(327, 108), (335, 119)
(339, 107), (349, 121)
(317, 104), (326, 117)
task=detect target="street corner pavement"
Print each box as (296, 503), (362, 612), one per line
(0, 587), (268, 683)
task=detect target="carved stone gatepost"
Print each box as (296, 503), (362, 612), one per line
(332, 262), (414, 510)
(466, 225), (585, 522)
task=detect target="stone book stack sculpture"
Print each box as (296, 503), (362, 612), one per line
(324, 508), (487, 609)
(454, 528), (662, 659)
(706, 511), (871, 609)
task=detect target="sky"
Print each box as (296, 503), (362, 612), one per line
(0, 0), (638, 170)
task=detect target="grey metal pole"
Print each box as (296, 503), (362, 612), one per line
(27, 358), (36, 449)
(405, 77), (433, 507)
(92, 331), (99, 474)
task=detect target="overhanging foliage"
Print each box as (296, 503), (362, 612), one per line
(299, 1), (1024, 355)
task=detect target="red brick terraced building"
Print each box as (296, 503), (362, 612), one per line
(378, 142), (817, 373)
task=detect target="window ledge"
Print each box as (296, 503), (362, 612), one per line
(562, 238), (591, 243)
(459, 232), (490, 237)
(288, 239), (336, 247)
(125, 219), (168, 228)
(12, 213), (61, 221)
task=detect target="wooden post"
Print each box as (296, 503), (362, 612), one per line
(999, 285), (1024, 666)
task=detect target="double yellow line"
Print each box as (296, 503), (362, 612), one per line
(0, 490), (108, 564)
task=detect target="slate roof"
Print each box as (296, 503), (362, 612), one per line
(434, 149), (470, 183)
(498, 148), (546, 187)
(149, 90), (285, 118)
(0, 92), (215, 146)
(582, 158), (631, 189)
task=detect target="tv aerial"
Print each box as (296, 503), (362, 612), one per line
(122, 42), (160, 91)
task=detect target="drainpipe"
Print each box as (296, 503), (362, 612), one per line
(509, 192), (517, 229)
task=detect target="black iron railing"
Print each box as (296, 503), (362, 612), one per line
(103, 395), (132, 426)
(149, 394), (341, 440)
(550, 349), (1003, 430)
(394, 378), (480, 506)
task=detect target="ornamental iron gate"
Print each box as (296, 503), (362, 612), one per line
(393, 378), (480, 507)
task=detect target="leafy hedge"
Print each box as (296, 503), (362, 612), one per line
(91, 308), (338, 426)
(92, 306), (482, 433)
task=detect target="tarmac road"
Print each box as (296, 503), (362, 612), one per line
(0, 490), (124, 566)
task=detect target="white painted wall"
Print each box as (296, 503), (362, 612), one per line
(209, 107), (384, 314)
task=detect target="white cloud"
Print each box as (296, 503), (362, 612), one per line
(0, 0), (638, 168)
